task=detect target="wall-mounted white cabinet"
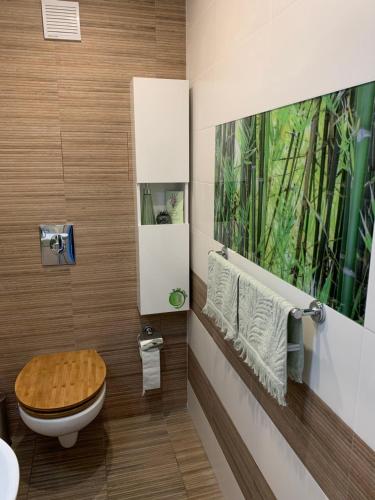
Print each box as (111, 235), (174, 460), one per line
(132, 77), (190, 315)
(132, 78), (189, 183)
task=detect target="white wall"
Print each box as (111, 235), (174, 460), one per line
(187, 0), (375, 496)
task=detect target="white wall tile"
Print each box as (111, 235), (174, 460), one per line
(186, 1), (218, 81)
(191, 227), (208, 282)
(191, 181), (214, 236)
(190, 0), (375, 130)
(212, 0), (271, 64)
(186, 0), (215, 26)
(187, 383), (245, 500)
(189, 312), (327, 500)
(190, 68), (218, 131)
(188, 0), (375, 465)
(188, 0), (375, 488)
(188, 312), (214, 381)
(354, 328), (375, 450)
(190, 227), (222, 282)
(191, 127), (215, 184)
(271, 0), (298, 18)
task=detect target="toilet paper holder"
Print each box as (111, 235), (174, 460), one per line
(138, 326), (164, 351)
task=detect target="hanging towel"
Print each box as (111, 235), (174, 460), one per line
(235, 272), (304, 405)
(202, 251), (240, 341)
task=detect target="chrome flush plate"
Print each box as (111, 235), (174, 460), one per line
(39, 224), (76, 266)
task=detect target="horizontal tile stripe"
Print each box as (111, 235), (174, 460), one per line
(191, 271), (375, 500)
(188, 346), (275, 500)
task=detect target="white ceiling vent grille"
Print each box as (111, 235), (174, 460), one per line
(41, 0), (81, 41)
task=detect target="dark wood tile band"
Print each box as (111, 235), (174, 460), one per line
(188, 346), (275, 500)
(191, 271), (375, 500)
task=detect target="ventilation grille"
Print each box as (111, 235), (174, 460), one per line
(41, 0), (81, 41)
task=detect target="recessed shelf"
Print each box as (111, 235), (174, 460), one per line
(137, 182), (189, 225)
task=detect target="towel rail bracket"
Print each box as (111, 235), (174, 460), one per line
(209, 246), (228, 260)
(290, 300), (325, 324)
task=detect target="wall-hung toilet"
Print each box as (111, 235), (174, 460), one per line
(15, 350), (106, 448)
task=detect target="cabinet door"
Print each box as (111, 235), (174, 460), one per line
(138, 224), (189, 315)
(132, 78), (189, 183)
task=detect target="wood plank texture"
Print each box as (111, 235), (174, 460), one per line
(188, 347), (275, 499)
(12, 409), (221, 500)
(191, 271), (375, 500)
(0, 0), (187, 433)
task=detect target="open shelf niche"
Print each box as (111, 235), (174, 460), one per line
(137, 182), (189, 226)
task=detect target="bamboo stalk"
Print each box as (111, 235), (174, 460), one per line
(341, 82), (375, 316)
(257, 113), (266, 260)
(264, 128), (296, 250)
(257, 113), (270, 262)
(238, 117), (255, 258)
(249, 116), (257, 259)
(314, 108), (340, 290)
(293, 98), (321, 285)
(312, 107), (330, 275)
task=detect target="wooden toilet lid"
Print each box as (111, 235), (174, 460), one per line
(15, 350), (106, 413)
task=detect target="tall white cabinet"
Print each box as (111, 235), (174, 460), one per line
(131, 77), (190, 315)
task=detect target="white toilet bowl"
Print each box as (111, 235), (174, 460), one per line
(18, 383), (106, 448)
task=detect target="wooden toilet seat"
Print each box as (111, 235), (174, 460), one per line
(15, 350), (106, 419)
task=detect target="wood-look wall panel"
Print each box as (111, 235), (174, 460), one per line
(64, 182), (134, 222)
(0, 129), (62, 179)
(0, 0), (187, 433)
(0, 95), (60, 129)
(58, 81), (129, 130)
(191, 271), (375, 500)
(155, 0), (186, 79)
(347, 435), (375, 499)
(0, 52), (58, 81)
(0, 182), (66, 225)
(61, 132), (129, 180)
(68, 221), (134, 264)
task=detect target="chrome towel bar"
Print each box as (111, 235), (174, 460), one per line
(209, 246), (326, 324)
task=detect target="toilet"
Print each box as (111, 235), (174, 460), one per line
(15, 349), (106, 448)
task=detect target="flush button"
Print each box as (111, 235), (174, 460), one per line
(39, 224), (76, 266)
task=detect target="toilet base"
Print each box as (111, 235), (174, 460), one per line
(58, 432), (79, 448)
(18, 383), (106, 448)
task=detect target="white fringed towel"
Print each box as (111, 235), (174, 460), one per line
(202, 251), (240, 341)
(236, 273), (304, 406)
(202, 251), (304, 406)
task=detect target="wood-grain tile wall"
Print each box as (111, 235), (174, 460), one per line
(0, 0), (186, 432)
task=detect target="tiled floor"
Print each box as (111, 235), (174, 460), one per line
(12, 409), (223, 500)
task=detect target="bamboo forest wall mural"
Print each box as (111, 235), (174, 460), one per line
(214, 81), (375, 324)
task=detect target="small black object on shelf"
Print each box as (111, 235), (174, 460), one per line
(156, 210), (171, 224)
